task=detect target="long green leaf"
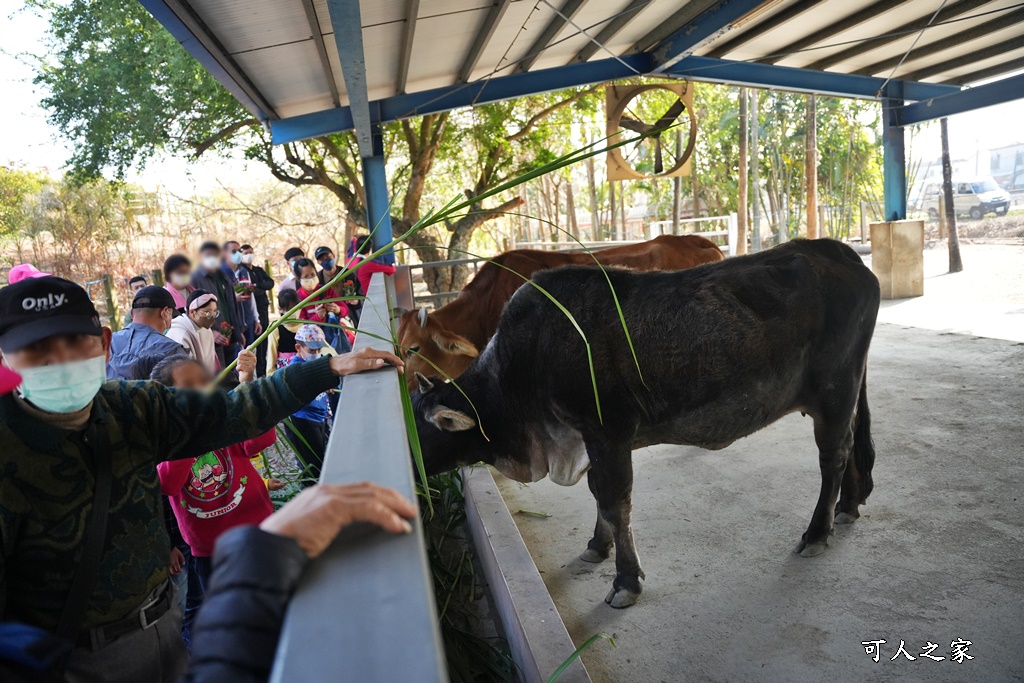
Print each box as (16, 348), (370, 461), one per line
(546, 633), (616, 683)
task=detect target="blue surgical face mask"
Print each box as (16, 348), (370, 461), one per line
(13, 355), (107, 414)
(320, 258), (336, 271)
(230, 251), (243, 265)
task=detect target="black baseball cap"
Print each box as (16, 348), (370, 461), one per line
(0, 277), (103, 352)
(314, 246), (333, 260)
(132, 286), (179, 315)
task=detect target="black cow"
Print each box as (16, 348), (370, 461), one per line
(412, 239), (880, 608)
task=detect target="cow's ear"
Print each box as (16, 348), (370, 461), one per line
(415, 372), (435, 394)
(430, 407), (476, 432)
(432, 333), (479, 358)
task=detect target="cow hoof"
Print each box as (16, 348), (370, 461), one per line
(580, 548), (609, 563)
(834, 511), (859, 525)
(605, 587), (641, 609)
(794, 539), (828, 558)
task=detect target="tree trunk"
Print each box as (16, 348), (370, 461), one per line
(585, 152), (600, 240)
(737, 87), (749, 255)
(619, 181), (627, 239)
(565, 178), (579, 239)
(750, 89), (761, 250)
(805, 94), (818, 239)
(691, 144), (700, 218)
(941, 118), (963, 272)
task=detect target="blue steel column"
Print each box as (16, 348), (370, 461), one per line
(362, 125), (395, 264)
(882, 82), (907, 221)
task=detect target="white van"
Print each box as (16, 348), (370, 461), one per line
(922, 176), (1011, 220)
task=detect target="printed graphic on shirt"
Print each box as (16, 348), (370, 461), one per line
(181, 452), (249, 519)
(186, 452), (233, 501)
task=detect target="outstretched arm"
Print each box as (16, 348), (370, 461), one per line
(145, 349), (402, 462)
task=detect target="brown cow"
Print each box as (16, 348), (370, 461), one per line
(397, 234), (724, 389)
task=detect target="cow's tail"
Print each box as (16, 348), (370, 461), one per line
(852, 370), (875, 504)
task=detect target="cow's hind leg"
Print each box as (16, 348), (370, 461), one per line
(585, 438), (644, 608)
(834, 463), (861, 525)
(794, 415), (854, 558)
(580, 470), (614, 563)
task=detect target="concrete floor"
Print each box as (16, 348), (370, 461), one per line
(496, 323), (1024, 682)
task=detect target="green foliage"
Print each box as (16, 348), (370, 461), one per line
(0, 167), (44, 239)
(30, 0), (247, 181)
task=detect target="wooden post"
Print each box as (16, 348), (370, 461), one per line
(818, 204), (827, 239)
(860, 200), (868, 243)
(150, 268), (164, 287)
(672, 128), (682, 235)
(737, 87), (749, 255)
(940, 118), (963, 272)
(102, 274), (121, 332)
(805, 94), (818, 239)
(608, 178), (617, 240)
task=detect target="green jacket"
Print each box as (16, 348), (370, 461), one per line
(0, 356), (337, 631)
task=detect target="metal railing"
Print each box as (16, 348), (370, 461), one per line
(404, 256), (491, 309)
(269, 273), (447, 683)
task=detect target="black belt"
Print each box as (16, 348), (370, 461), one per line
(76, 580), (173, 650)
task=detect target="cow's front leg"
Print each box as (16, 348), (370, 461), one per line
(580, 470), (613, 563)
(795, 416), (853, 558)
(586, 438), (643, 608)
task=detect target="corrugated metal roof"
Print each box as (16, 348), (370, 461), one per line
(164, 0), (1024, 126)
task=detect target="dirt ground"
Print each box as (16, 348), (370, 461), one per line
(495, 243), (1024, 682)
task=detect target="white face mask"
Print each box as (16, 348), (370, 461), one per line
(241, 253), (255, 265)
(170, 272), (191, 288)
(201, 255), (221, 271)
(300, 277), (319, 291)
(14, 355), (107, 414)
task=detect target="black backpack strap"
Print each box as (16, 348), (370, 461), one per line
(55, 421), (114, 645)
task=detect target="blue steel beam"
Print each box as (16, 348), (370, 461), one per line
(897, 72), (1024, 127)
(271, 53), (651, 144)
(650, 0), (768, 73)
(138, 0), (276, 121)
(665, 57), (959, 102)
(271, 53), (960, 145)
(325, 0), (374, 157)
(364, 127), (396, 264)
(882, 82), (907, 221)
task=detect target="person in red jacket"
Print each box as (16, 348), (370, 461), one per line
(349, 235), (396, 294)
(293, 257), (348, 322)
(152, 351), (284, 646)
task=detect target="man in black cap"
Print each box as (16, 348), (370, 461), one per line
(0, 276), (404, 682)
(107, 285), (187, 380)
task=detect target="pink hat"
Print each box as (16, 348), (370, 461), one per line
(8, 264), (51, 284)
(0, 366), (21, 394)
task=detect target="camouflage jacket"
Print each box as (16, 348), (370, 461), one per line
(0, 356), (337, 631)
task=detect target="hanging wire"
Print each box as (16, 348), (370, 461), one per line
(538, 0), (644, 76)
(875, 0), (950, 98)
(397, 0), (1024, 120)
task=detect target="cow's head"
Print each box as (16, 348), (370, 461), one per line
(411, 371), (489, 476)
(397, 307), (479, 392)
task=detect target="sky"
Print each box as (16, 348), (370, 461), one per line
(0, 2), (265, 195)
(4, 2), (1024, 193)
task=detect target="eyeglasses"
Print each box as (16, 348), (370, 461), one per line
(196, 310), (218, 318)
